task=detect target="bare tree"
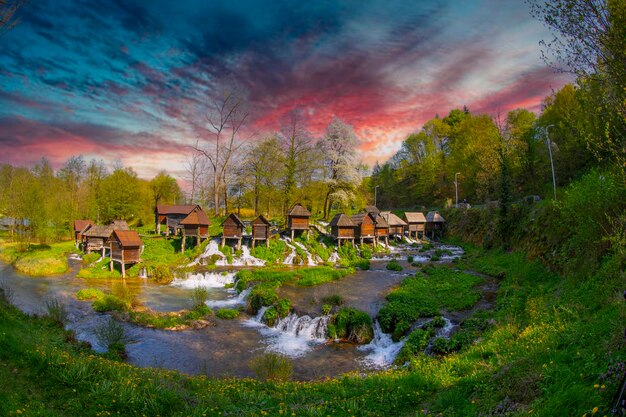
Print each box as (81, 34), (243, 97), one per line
(184, 145), (205, 204)
(193, 89), (249, 216)
(0, 0), (25, 35)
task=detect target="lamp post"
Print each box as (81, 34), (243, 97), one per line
(454, 172), (461, 208)
(374, 185), (380, 207)
(545, 125), (557, 200)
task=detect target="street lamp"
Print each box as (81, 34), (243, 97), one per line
(454, 172), (461, 208)
(374, 185), (380, 207)
(545, 124), (557, 200)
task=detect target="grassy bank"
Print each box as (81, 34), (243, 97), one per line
(0, 238), (74, 276)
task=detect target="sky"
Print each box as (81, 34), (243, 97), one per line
(0, 0), (570, 179)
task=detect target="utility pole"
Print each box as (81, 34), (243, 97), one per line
(455, 172), (461, 208)
(545, 125), (557, 200)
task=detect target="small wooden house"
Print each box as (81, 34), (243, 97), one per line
(74, 220), (93, 248)
(373, 214), (390, 246)
(221, 213), (245, 249)
(403, 212), (426, 239)
(381, 212), (407, 237)
(109, 229), (143, 278)
(286, 203), (311, 240)
(425, 211), (446, 239)
(180, 207), (211, 252)
(351, 212), (377, 246)
(155, 204), (198, 235)
(329, 213), (355, 247)
(252, 215), (271, 248)
(82, 225), (114, 257)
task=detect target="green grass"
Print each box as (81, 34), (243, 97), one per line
(0, 239), (74, 276)
(377, 267), (484, 340)
(75, 288), (105, 300)
(328, 307), (374, 343)
(235, 266), (352, 291)
(250, 238), (288, 264)
(126, 305), (212, 329)
(215, 308), (240, 319)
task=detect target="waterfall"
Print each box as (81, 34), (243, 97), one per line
(281, 238), (297, 265)
(435, 317), (454, 338)
(138, 268), (148, 279)
(294, 242), (317, 266)
(328, 251), (340, 263)
(230, 246), (266, 267)
(243, 309), (330, 357)
(206, 286), (251, 308)
(357, 321), (405, 368)
(171, 271), (237, 289)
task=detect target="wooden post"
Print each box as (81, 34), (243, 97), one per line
(291, 229), (294, 241)
(121, 249), (125, 278)
(252, 238), (255, 248)
(237, 238), (242, 251)
(266, 239), (269, 248)
(221, 237), (225, 248)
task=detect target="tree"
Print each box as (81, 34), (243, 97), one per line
(194, 89), (249, 216)
(184, 146), (205, 205)
(97, 167), (142, 222)
(149, 171), (183, 231)
(58, 155), (86, 226)
(530, 0), (626, 171)
(279, 110), (315, 215)
(319, 118), (362, 218)
(242, 136), (283, 215)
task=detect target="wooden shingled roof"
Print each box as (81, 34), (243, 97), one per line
(112, 229), (143, 247)
(329, 213), (355, 227)
(155, 204), (197, 215)
(426, 211), (446, 223)
(180, 207), (210, 226)
(74, 220), (93, 233)
(365, 205), (380, 214)
(253, 215), (271, 225)
(287, 203), (311, 217)
(381, 211), (407, 226)
(374, 214), (389, 228)
(351, 212), (375, 226)
(110, 220), (130, 230)
(83, 225), (113, 238)
(222, 213), (245, 227)
(404, 212), (426, 223)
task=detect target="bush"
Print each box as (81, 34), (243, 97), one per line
(407, 255), (414, 263)
(94, 317), (131, 355)
(249, 353), (293, 382)
(330, 307), (374, 344)
(431, 337), (458, 355)
(262, 306), (279, 327)
(93, 294), (129, 312)
(321, 304), (332, 315)
(386, 260), (403, 271)
(76, 288), (105, 301)
(45, 297), (68, 326)
(360, 247), (372, 259)
(82, 252), (100, 266)
(395, 328), (435, 364)
(274, 298), (292, 318)
(152, 265), (174, 284)
(215, 308), (239, 319)
(191, 286), (209, 308)
(247, 283), (279, 314)
(250, 239), (288, 264)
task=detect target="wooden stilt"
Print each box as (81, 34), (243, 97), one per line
(252, 239), (255, 248)
(110, 259), (113, 271)
(121, 263), (126, 278)
(237, 238), (242, 251)
(291, 230), (294, 241)
(181, 235), (186, 253)
(221, 237), (225, 248)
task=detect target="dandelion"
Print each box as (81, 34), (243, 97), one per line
(592, 407), (598, 414)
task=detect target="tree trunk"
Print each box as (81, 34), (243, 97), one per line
(322, 190), (331, 220)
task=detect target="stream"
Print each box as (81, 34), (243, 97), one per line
(0, 242), (484, 380)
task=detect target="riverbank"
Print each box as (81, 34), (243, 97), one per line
(0, 237), (74, 276)
(0, 238), (621, 415)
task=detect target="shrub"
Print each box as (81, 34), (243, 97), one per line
(247, 283), (279, 314)
(93, 294), (129, 312)
(94, 317), (131, 355)
(76, 288), (105, 301)
(215, 308), (239, 319)
(395, 328), (435, 364)
(360, 247), (372, 259)
(274, 298), (292, 318)
(321, 304), (332, 315)
(386, 260), (403, 271)
(152, 265), (174, 284)
(431, 337), (458, 355)
(249, 353), (293, 382)
(45, 297), (68, 326)
(407, 255), (414, 263)
(82, 252), (100, 266)
(111, 282), (138, 307)
(350, 259), (371, 270)
(262, 307), (279, 327)
(191, 286), (209, 308)
(331, 307), (374, 344)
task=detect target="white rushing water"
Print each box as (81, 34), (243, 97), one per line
(327, 251), (340, 263)
(358, 321), (405, 368)
(281, 237), (298, 265)
(435, 317), (454, 338)
(294, 242), (317, 266)
(244, 309), (330, 357)
(230, 246), (266, 267)
(191, 239), (265, 266)
(206, 287), (252, 308)
(171, 271), (238, 289)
